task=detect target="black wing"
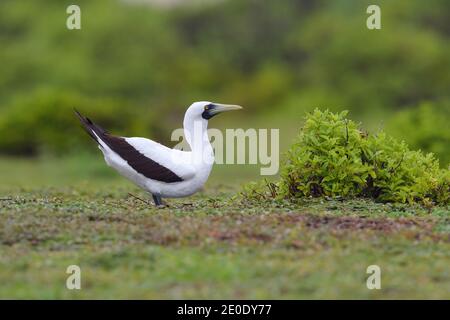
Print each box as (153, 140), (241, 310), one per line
(74, 109), (183, 183)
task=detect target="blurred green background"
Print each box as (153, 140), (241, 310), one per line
(0, 0), (449, 185)
(0, 0), (449, 300)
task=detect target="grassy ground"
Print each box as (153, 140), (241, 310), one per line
(0, 156), (449, 299)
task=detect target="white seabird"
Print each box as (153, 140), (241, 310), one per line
(75, 102), (242, 206)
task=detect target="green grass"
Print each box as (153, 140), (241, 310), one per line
(0, 156), (449, 299)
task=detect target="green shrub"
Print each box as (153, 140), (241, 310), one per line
(244, 109), (449, 205)
(362, 133), (449, 204)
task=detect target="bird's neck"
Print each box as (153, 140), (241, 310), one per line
(183, 119), (214, 165)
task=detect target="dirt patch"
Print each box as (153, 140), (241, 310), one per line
(1, 210), (447, 248)
(299, 214), (434, 232)
(129, 213), (446, 248)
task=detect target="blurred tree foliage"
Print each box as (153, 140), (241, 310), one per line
(0, 88), (152, 155)
(386, 101), (450, 166)
(0, 0), (448, 161)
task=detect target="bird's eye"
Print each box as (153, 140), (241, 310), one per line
(204, 105), (211, 111)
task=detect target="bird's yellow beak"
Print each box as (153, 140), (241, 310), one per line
(211, 103), (243, 114)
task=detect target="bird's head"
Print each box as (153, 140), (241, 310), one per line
(186, 101), (243, 122)
(183, 101), (242, 150)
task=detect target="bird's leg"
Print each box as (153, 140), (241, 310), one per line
(152, 194), (164, 207)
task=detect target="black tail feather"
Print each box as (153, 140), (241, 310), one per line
(74, 108), (107, 144)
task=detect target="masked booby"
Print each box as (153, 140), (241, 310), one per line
(75, 102), (242, 206)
